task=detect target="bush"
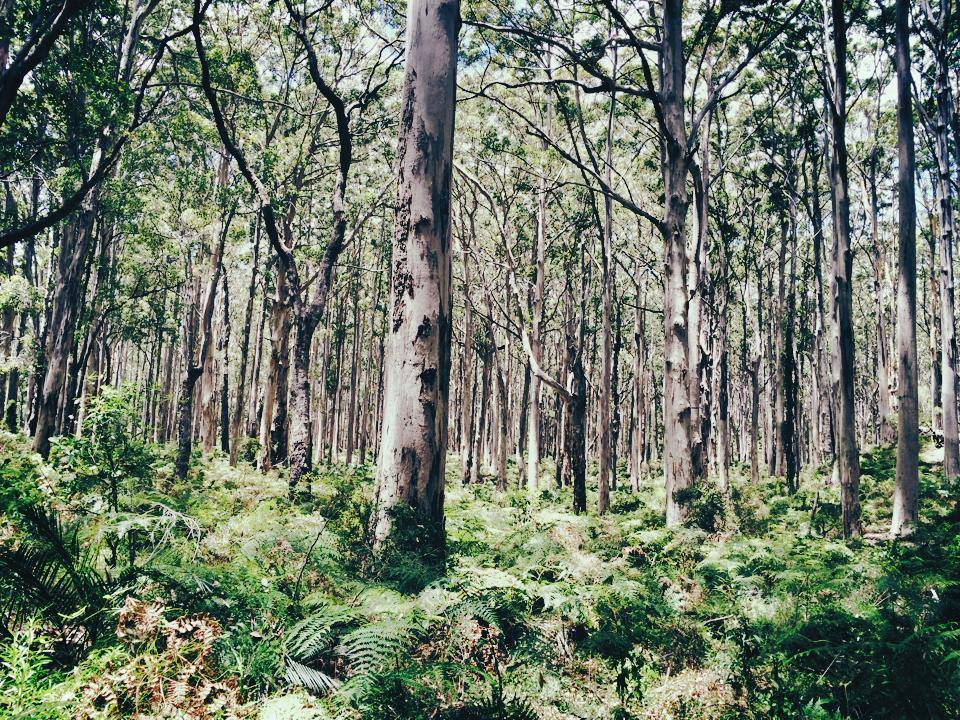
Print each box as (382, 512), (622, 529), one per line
(51, 385), (155, 508)
(675, 481), (728, 533)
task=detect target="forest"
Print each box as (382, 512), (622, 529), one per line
(1, 0), (960, 717)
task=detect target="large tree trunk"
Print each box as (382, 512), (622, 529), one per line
(34, 205), (96, 457)
(661, 0), (694, 526)
(370, 0), (458, 550)
(826, 0), (861, 538)
(892, 0), (919, 535)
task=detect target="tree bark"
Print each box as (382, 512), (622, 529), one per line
(661, 0), (694, 526)
(892, 0), (919, 535)
(370, 0), (459, 550)
(825, 0), (861, 538)
(929, 1), (960, 479)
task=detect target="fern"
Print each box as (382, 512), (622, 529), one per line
(0, 505), (108, 644)
(336, 614), (426, 675)
(284, 602), (359, 663)
(283, 655), (340, 695)
(439, 688), (540, 720)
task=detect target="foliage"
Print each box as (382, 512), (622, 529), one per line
(0, 621), (59, 719)
(0, 439), (958, 719)
(51, 386), (156, 506)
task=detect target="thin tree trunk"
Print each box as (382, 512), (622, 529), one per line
(230, 213), (261, 463)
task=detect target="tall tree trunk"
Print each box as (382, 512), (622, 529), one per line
(219, 273), (231, 455)
(892, 0), (919, 535)
(230, 214), (261, 464)
(690, 100), (713, 483)
(175, 210), (230, 479)
(930, 2), (960, 479)
(459, 231), (475, 482)
(370, 0), (458, 550)
(826, 0), (861, 538)
(863, 148), (894, 442)
(597, 41), (617, 514)
(661, 0), (694, 526)
(526, 181), (547, 492)
(782, 192), (799, 492)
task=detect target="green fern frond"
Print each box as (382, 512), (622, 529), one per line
(283, 655), (340, 695)
(0, 505), (107, 640)
(439, 689), (540, 720)
(336, 615), (426, 675)
(285, 602), (360, 662)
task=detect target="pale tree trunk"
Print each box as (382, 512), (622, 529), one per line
(690, 100), (713, 483)
(630, 271), (645, 492)
(782, 190), (799, 491)
(483, 288), (508, 491)
(661, 0), (694, 526)
(826, 0), (861, 538)
(175, 208), (231, 480)
(230, 214), (260, 464)
(927, 224), (942, 432)
(714, 233), (730, 491)
(862, 149), (894, 442)
(470, 346), (490, 485)
(929, 0), (960, 479)
(199, 156), (230, 453)
(370, 0), (459, 550)
(892, 0), (919, 536)
(259, 285), (291, 470)
(345, 265), (362, 465)
(460, 230), (475, 483)
(747, 259), (762, 485)
(219, 274), (231, 454)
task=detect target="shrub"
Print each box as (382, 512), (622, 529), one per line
(675, 481), (728, 533)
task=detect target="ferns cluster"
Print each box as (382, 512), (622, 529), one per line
(1, 435), (959, 720)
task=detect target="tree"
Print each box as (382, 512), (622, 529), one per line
(891, 0), (919, 536)
(823, 0), (861, 538)
(369, 0), (459, 551)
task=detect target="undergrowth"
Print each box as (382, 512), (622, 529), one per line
(0, 426), (958, 719)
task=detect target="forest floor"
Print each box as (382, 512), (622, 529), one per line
(1, 433), (960, 720)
